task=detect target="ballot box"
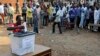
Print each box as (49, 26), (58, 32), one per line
(9, 32), (35, 56)
(0, 44), (51, 56)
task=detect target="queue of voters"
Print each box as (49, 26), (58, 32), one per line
(0, 1), (100, 34)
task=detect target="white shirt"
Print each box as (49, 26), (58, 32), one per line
(0, 5), (4, 13)
(66, 13), (70, 22)
(57, 9), (63, 17)
(94, 9), (100, 20)
(8, 6), (14, 14)
(55, 10), (62, 22)
(67, 4), (72, 11)
(52, 7), (56, 14)
(36, 7), (41, 15)
(84, 7), (87, 11)
(62, 6), (66, 14)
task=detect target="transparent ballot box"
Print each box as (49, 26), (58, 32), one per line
(9, 32), (35, 56)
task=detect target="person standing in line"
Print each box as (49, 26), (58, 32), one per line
(52, 8), (62, 34)
(16, 2), (20, 14)
(83, 5), (87, 28)
(32, 2), (36, 12)
(69, 6), (76, 29)
(67, 2), (72, 12)
(8, 3), (14, 23)
(43, 5), (48, 26)
(40, 8), (44, 28)
(40, 3), (47, 26)
(79, 5), (85, 28)
(85, 6), (90, 29)
(93, 7), (100, 31)
(59, 6), (64, 28)
(0, 2), (4, 23)
(89, 6), (94, 24)
(22, 3), (27, 22)
(62, 3), (67, 15)
(75, 5), (81, 28)
(36, 5), (41, 29)
(47, 4), (53, 23)
(74, 4), (81, 33)
(4, 3), (9, 24)
(51, 4), (56, 22)
(26, 5), (33, 27)
(33, 9), (39, 33)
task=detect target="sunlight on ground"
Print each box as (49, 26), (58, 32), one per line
(0, 37), (10, 45)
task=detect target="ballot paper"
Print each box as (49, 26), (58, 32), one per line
(22, 22), (27, 32)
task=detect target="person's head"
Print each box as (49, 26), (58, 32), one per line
(0, 2), (2, 5)
(33, 9), (37, 15)
(28, 4), (31, 8)
(64, 3), (67, 6)
(76, 4), (79, 8)
(96, 7), (99, 10)
(23, 3), (26, 7)
(16, 15), (22, 25)
(59, 6), (62, 10)
(33, 2), (36, 7)
(36, 5), (39, 8)
(9, 3), (12, 6)
(47, 4), (50, 8)
(4, 3), (8, 7)
(83, 4), (86, 7)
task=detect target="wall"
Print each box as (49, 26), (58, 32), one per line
(0, 0), (23, 7)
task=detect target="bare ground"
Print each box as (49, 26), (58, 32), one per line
(0, 25), (100, 56)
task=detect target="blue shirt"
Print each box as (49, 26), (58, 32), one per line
(75, 7), (81, 17)
(69, 8), (76, 18)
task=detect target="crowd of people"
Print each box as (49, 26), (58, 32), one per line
(0, 2), (14, 24)
(0, 1), (100, 34)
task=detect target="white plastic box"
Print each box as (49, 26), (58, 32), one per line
(9, 32), (35, 56)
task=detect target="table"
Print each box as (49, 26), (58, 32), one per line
(34, 44), (51, 56)
(0, 44), (51, 56)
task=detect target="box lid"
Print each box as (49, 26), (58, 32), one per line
(14, 32), (35, 37)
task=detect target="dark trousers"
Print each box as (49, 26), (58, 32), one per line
(52, 22), (62, 34)
(70, 18), (75, 23)
(43, 15), (48, 26)
(22, 13), (26, 21)
(76, 16), (81, 28)
(85, 19), (90, 28)
(70, 18), (75, 28)
(34, 26), (38, 33)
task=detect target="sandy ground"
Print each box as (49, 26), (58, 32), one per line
(0, 24), (100, 56)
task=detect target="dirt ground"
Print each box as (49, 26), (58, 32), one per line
(0, 24), (100, 56)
